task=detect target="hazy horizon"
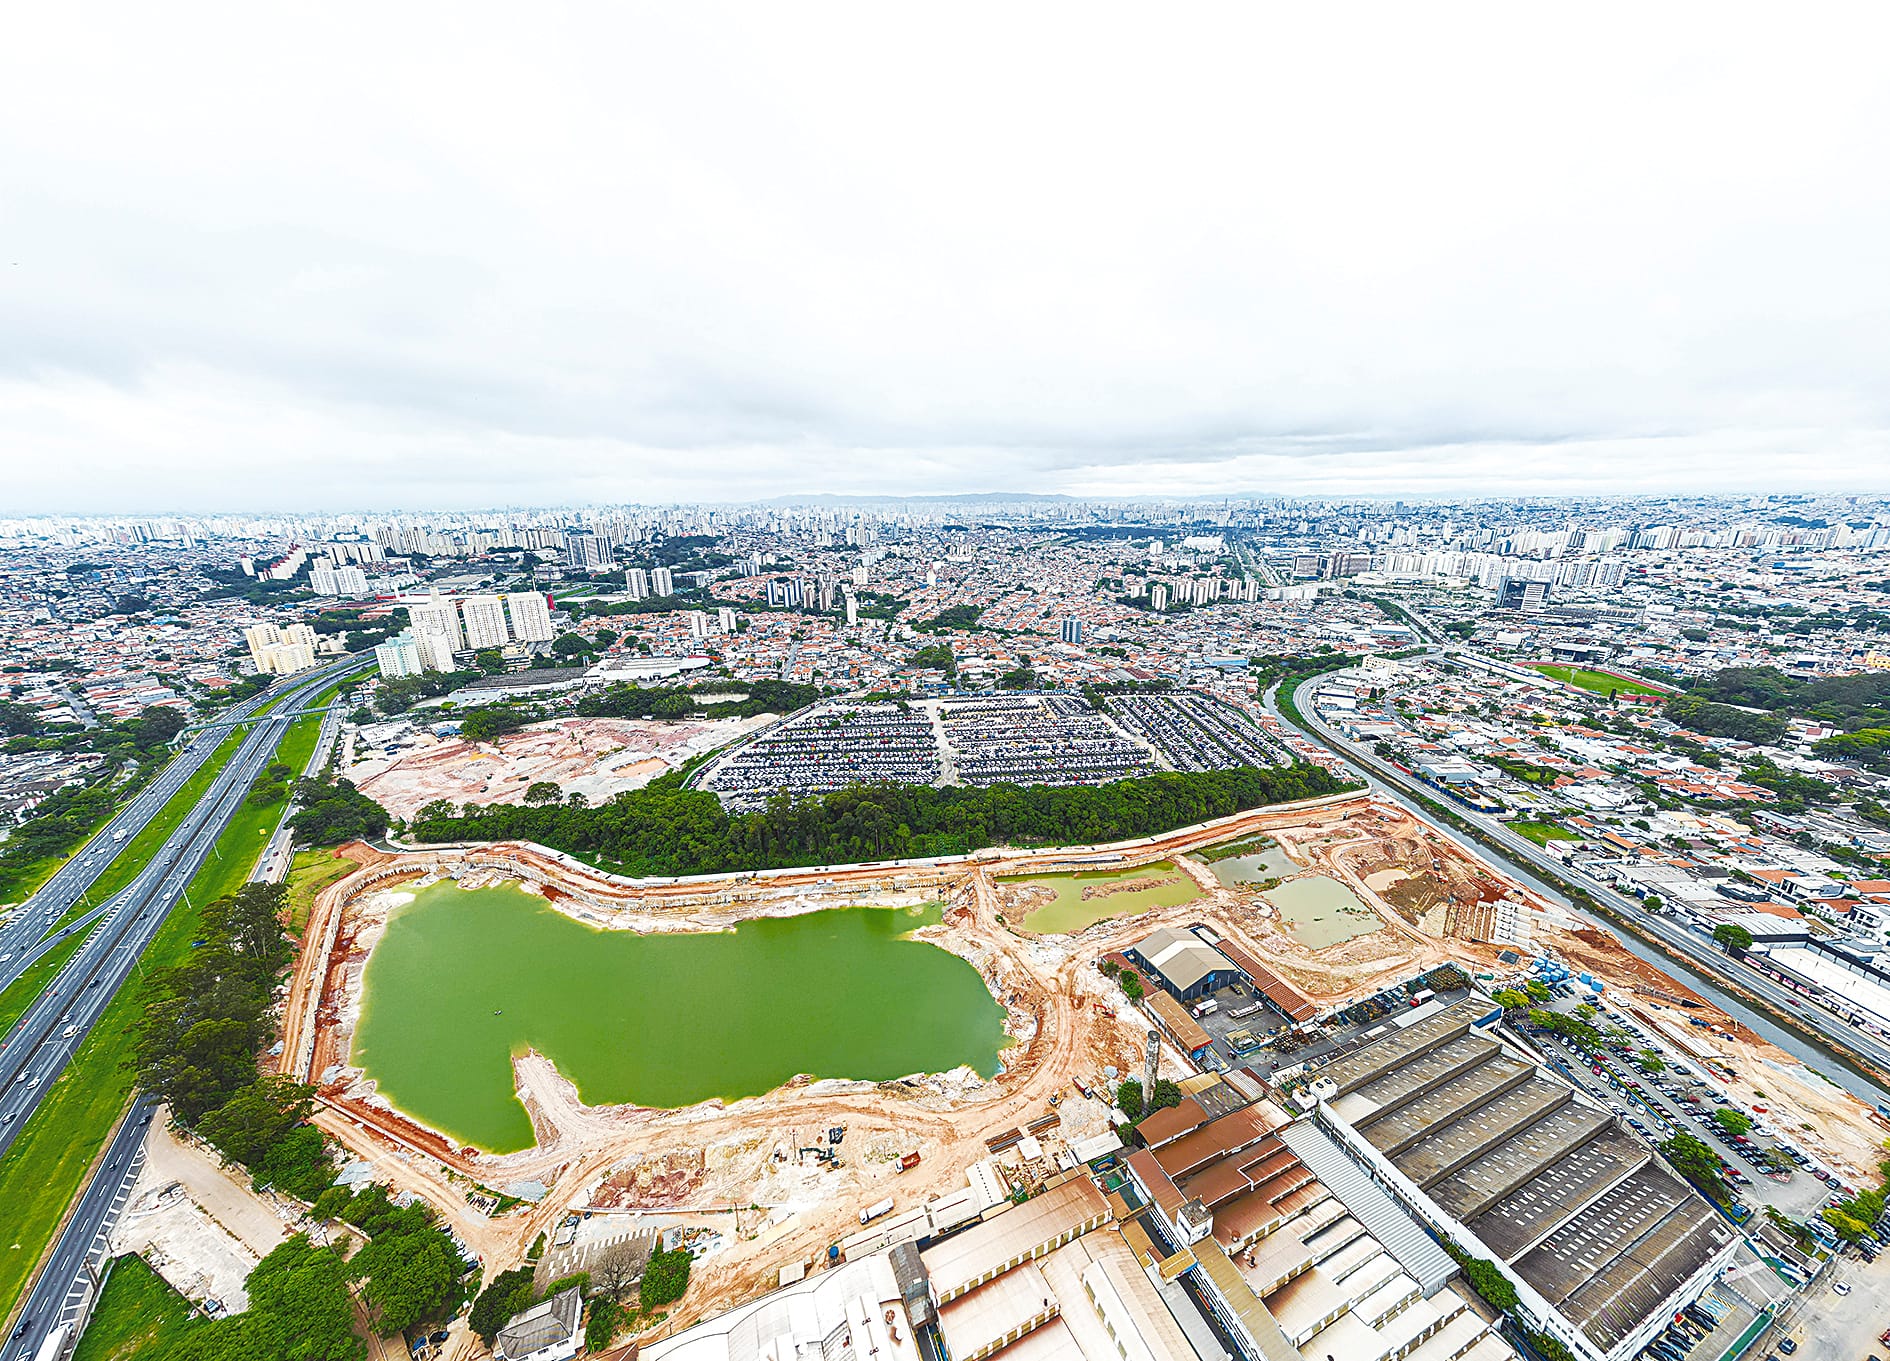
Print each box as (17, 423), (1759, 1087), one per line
(4, 6), (1889, 513)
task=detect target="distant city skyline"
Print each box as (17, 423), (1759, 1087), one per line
(3, 8), (1888, 512)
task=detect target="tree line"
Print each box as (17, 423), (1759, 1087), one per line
(131, 881), (474, 1354)
(411, 763), (1356, 875)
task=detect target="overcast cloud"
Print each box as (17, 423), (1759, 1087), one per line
(2, 4), (1888, 512)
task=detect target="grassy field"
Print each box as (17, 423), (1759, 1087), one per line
(71, 1254), (196, 1361)
(1524, 663), (1668, 697)
(284, 848), (354, 935)
(1509, 820), (1580, 847)
(0, 706), (324, 1313)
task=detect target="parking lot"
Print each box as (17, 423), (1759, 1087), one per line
(1185, 971), (1475, 1078)
(1528, 995), (1836, 1220)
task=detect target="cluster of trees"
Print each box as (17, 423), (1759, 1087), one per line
(164, 1234), (362, 1360)
(246, 760), (295, 807)
(1712, 923), (1754, 954)
(922, 604), (983, 631)
(1248, 648), (1355, 700)
(288, 776), (389, 846)
(460, 707), (530, 743)
(1115, 1077), (1182, 1123)
(197, 1076), (335, 1200)
(412, 764), (1355, 877)
(470, 1246), (689, 1353)
(1821, 1168), (1888, 1243)
(1816, 724), (1890, 773)
(1670, 665), (1890, 750)
(574, 679), (824, 723)
(1659, 1131), (1729, 1199)
(910, 643), (957, 677)
(320, 1184), (472, 1332)
(1663, 693), (1789, 745)
(310, 606), (406, 653)
(376, 669), (480, 715)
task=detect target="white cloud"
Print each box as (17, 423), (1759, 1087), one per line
(1, 3), (1887, 510)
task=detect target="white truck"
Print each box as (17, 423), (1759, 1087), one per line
(860, 1197), (894, 1226)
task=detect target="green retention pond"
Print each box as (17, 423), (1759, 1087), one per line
(353, 881), (1009, 1153)
(1263, 876), (1384, 949)
(1202, 838), (1299, 888)
(1003, 862), (1201, 934)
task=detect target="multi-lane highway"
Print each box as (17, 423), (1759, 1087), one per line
(1, 658), (364, 1361)
(0, 682), (300, 990)
(1271, 663), (1890, 1105)
(2, 1096), (156, 1361)
(0, 658), (365, 1149)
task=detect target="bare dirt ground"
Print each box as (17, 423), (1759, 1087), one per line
(349, 715), (770, 819)
(110, 1108), (292, 1312)
(276, 789), (1885, 1344)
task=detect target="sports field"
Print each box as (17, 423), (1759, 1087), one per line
(1525, 663), (1667, 697)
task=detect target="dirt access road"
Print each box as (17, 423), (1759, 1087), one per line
(278, 788), (1885, 1335)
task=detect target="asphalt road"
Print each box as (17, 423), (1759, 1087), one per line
(1270, 665), (1890, 1106)
(0, 1095), (157, 1361)
(0, 658), (362, 1354)
(0, 658), (364, 1151)
(0, 692), (288, 991)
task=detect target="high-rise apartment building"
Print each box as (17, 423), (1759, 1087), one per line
(505, 591), (554, 643)
(717, 606), (738, 633)
(651, 566), (675, 597)
(459, 595), (510, 650)
(564, 529), (614, 570)
(408, 596), (466, 653)
(687, 610), (710, 639)
(374, 634), (426, 679)
(624, 568), (650, 600)
(245, 621), (321, 674)
(1059, 618), (1083, 645)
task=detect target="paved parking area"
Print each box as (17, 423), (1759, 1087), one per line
(1756, 1245), (1890, 1361)
(1528, 1023), (1829, 1219)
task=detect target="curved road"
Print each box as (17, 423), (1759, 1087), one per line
(1, 658), (364, 1358)
(1268, 665), (1890, 1106)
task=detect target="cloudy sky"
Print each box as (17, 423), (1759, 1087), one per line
(3, 5), (1888, 512)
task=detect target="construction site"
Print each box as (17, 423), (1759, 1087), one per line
(263, 776), (1888, 1350)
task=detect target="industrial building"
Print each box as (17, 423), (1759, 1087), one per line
(1302, 998), (1737, 1361)
(1127, 928), (1244, 1004)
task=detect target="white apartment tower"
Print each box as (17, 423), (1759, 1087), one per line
(651, 566), (675, 597)
(459, 595), (510, 650)
(408, 595), (466, 653)
(505, 591), (554, 643)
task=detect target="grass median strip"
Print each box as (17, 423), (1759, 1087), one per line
(37, 725), (252, 942)
(0, 705), (325, 1313)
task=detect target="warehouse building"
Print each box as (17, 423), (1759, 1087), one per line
(1127, 927), (1243, 1004)
(1302, 998), (1737, 1361)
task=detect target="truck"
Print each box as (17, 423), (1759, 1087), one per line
(1192, 999), (1219, 1018)
(860, 1197), (894, 1225)
(896, 1153), (921, 1173)
(1409, 988), (1435, 1008)
(112, 827), (128, 842)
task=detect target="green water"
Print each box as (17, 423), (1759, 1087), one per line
(1004, 863), (1201, 934)
(1263, 876), (1383, 948)
(1208, 846), (1299, 888)
(352, 882), (1008, 1153)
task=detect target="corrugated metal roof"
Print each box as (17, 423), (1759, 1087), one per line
(1276, 1121), (1457, 1297)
